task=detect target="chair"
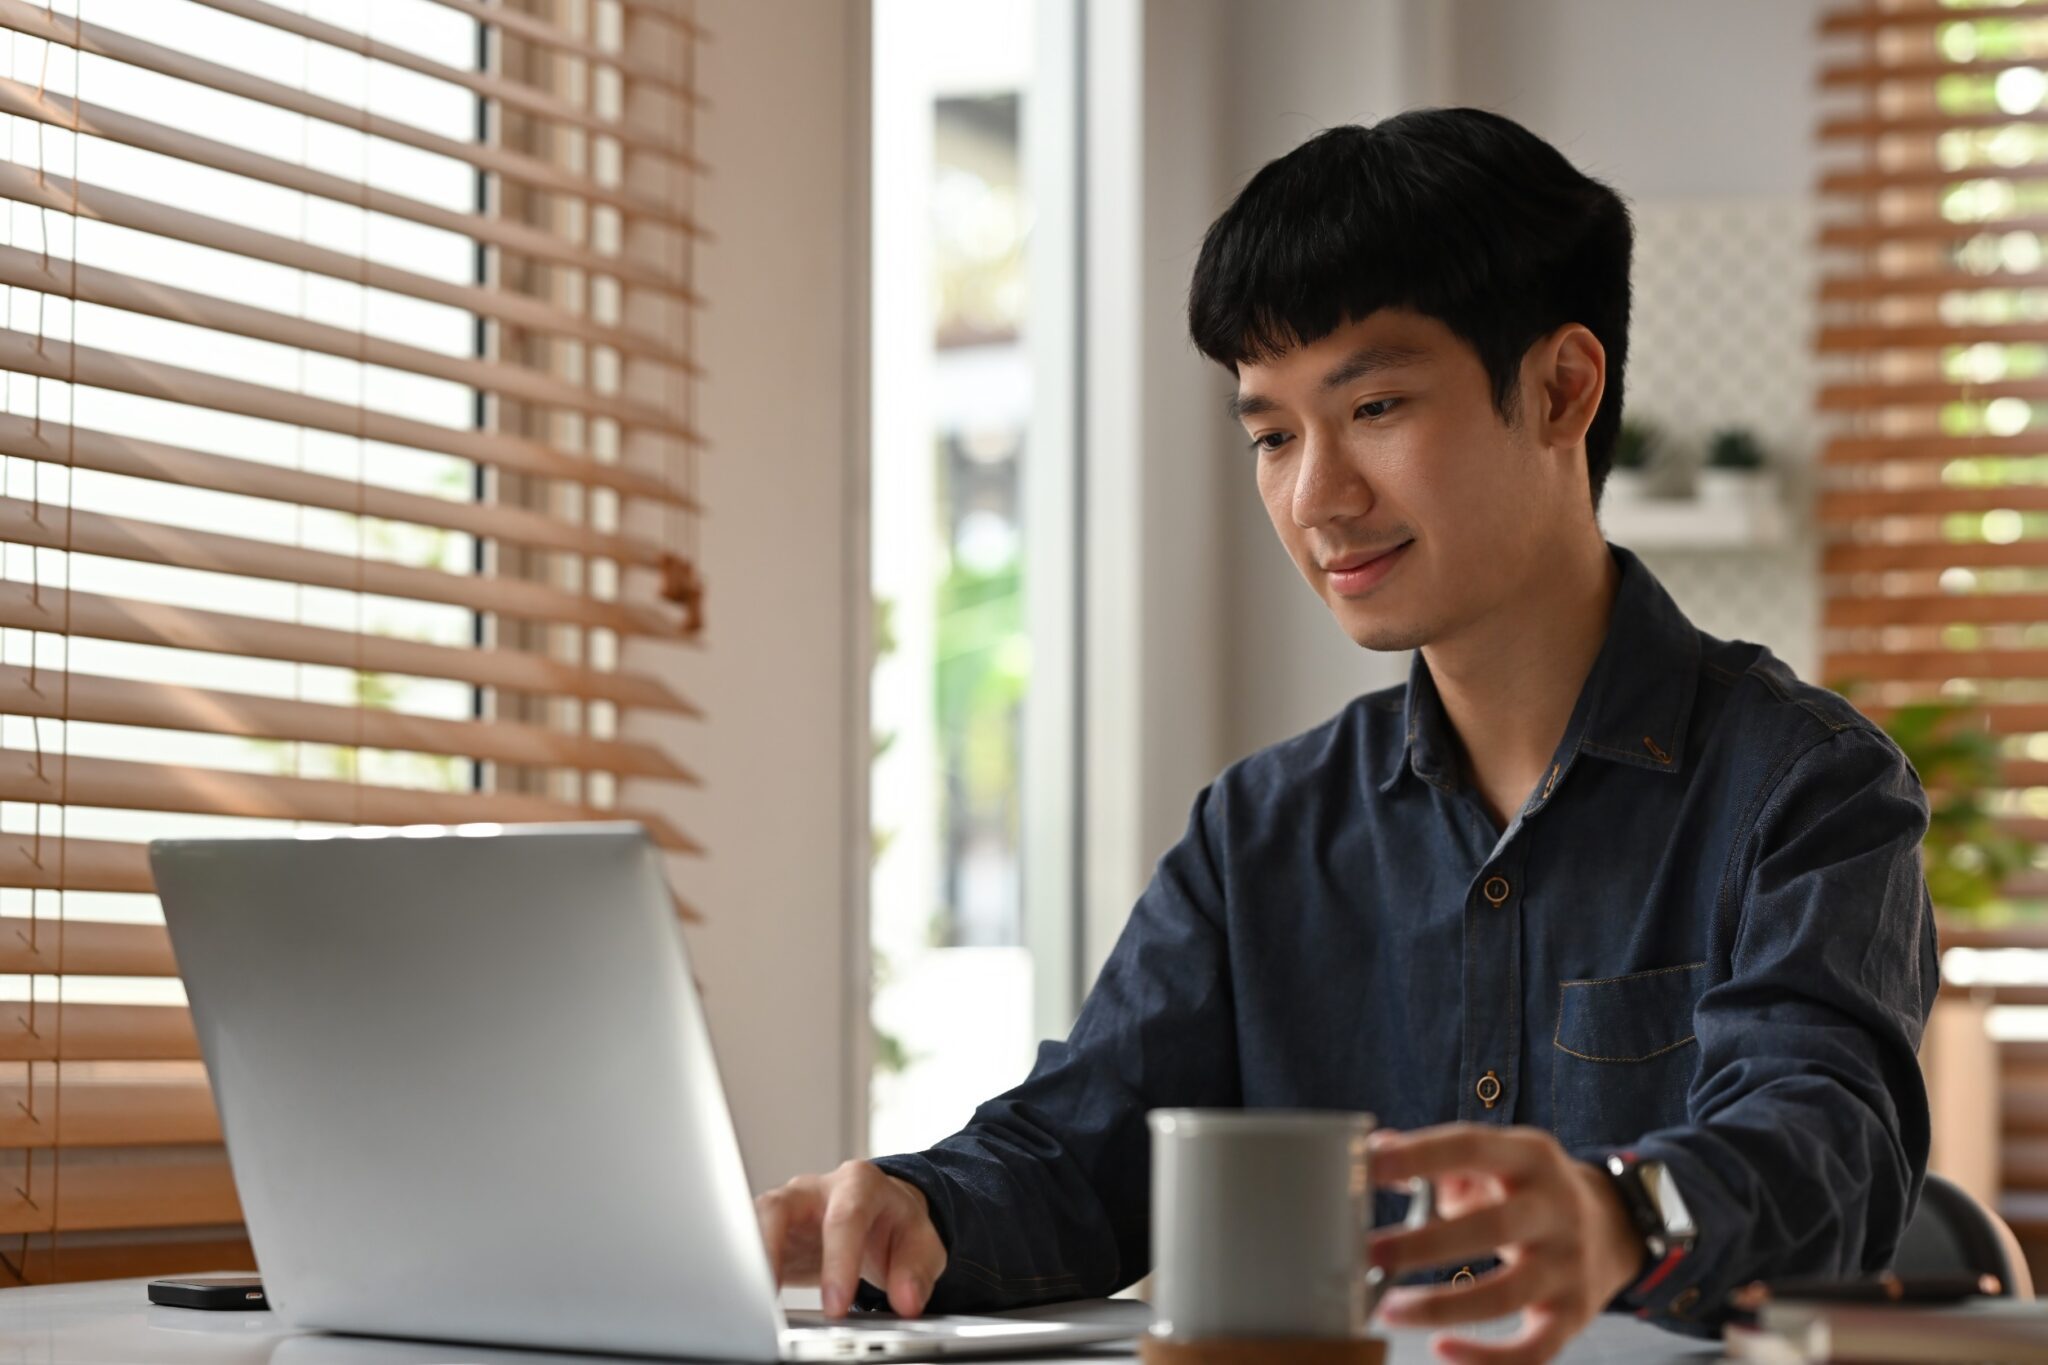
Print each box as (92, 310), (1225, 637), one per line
(1889, 1172), (2035, 1299)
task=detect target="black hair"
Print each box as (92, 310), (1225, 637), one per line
(1187, 107), (1634, 508)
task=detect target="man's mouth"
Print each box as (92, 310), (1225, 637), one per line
(1322, 540), (1413, 595)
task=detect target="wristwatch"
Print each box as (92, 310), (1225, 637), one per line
(1604, 1151), (1697, 1307)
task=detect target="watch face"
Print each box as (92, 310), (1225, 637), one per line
(1641, 1161), (1696, 1239)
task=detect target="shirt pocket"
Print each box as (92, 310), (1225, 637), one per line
(1550, 962), (1708, 1152)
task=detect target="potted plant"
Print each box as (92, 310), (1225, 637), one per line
(1869, 698), (2035, 917)
(1603, 417), (1662, 510)
(1698, 426), (1769, 509)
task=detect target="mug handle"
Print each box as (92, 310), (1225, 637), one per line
(1362, 1176), (1436, 1322)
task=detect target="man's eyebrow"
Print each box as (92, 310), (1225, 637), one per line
(1228, 343), (1433, 422)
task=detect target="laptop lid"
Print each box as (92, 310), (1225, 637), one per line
(150, 822), (787, 1361)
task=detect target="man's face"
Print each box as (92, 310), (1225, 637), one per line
(1232, 307), (1595, 653)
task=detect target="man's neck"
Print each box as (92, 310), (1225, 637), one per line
(1421, 533), (1620, 831)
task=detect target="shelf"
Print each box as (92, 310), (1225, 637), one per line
(1599, 481), (1792, 549)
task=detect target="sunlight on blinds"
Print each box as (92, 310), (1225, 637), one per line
(0, 0), (703, 1283)
(1818, 0), (2048, 904)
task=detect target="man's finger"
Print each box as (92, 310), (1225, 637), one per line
(883, 1205), (947, 1316)
(756, 1194), (791, 1287)
(1369, 1199), (1547, 1279)
(1429, 1303), (1574, 1365)
(1371, 1124), (1552, 1187)
(1376, 1258), (1554, 1329)
(818, 1181), (882, 1317)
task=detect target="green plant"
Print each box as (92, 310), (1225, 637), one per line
(1612, 417), (1663, 472)
(1850, 693), (2035, 915)
(1706, 427), (1766, 471)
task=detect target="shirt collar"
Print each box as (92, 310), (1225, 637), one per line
(1377, 542), (1701, 797)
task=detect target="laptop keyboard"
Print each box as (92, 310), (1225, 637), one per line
(784, 1310), (1060, 1338)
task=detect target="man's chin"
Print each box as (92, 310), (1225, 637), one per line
(1335, 611), (1431, 653)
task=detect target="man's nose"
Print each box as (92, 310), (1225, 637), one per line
(1291, 428), (1372, 529)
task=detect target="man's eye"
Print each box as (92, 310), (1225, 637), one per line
(1248, 432), (1291, 454)
(1357, 398), (1400, 421)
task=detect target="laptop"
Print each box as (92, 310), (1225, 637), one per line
(149, 822), (1143, 1361)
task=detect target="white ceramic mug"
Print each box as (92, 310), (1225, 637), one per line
(1147, 1108), (1434, 1341)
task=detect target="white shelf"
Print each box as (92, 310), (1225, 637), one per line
(1599, 483), (1791, 550)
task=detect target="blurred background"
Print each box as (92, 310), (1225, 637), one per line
(2, 0), (2046, 1292)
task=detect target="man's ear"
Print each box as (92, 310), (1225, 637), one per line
(1532, 323), (1606, 455)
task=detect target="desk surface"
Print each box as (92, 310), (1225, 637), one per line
(0, 1279), (1724, 1364)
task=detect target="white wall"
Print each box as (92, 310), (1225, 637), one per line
(624, 0), (868, 1190)
(1445, 0), (1824, 200)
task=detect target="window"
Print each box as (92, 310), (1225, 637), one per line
(0, 0), (703, 1283)
(869, 0), (1078, 1155)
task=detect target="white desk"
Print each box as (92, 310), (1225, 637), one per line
(0, 1279), (1725, 1364)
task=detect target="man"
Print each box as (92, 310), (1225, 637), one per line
(756, 108), (1939, 1364)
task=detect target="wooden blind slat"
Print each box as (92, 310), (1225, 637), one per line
(1820, 488), (2048, 519)
(1825, 434), (2048, 465)
(1827, 592), (2048, 627)
(1822, 165), (2048, 196)
(1820, 110), (2048, 140)
(0, 161), (702, 371)
(0, 920), (176, 977)
(0, 836), (153, 895)
(1822, 55), (2048, 87)
(1820, 377), (2048, 410)
(0, 751), (702, 852)
(0, 416), (670, 568)
(0, 329), (697, 505)
(0, 1004), (198, 1063)
(0, 79), (705, 300)
(0, 246), (693, 440)
(1826, 541), (2048, 572)
(0, 584), (700, 715)
(0, 0), (697, 209)
(1817, 323), (2048, 351)
(1827, 648), (2048, 681)
(0, 497), (681, 637)
(192, 0), (710, 145)
(2, 1152), (240, 1233)
(0, 667), (697, 783)
(1820, 268), (2048, 300)
(1820, 215), (2048, 249)
(0, 1066), (219, 1148)
(418, 0), (711, 59)
(411, 0), (708, 90)
(1820, 2), (2048, 32)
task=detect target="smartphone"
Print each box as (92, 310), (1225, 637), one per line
(146, 1275), (268, 1310)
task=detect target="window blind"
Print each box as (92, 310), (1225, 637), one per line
(0, 0), (703, 1284)
(1818, 1), (2048, 867)
(1816, 0), (2048, 1249)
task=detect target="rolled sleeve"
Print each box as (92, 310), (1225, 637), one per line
(1576, 725), (1940, 1333)
(868, 780), (1244, 1313)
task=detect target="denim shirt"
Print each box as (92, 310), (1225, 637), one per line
(871, 542), (1940, 1335)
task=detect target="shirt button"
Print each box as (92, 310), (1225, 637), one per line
(1482, 875), (1510, 905)
(1475, 1070), (1502, 1109)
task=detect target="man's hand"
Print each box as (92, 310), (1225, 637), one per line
(754, 1161), (947, 1319)
(1366, 1124), (1644, 1365)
